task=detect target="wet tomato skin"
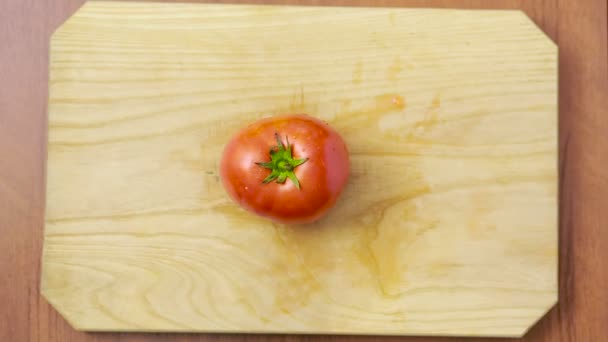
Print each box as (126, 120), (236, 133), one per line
(219, 114), (350, 224)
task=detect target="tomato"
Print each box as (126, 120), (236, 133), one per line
(219, 114), (350, 224)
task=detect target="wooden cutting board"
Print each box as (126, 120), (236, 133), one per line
(41, 1), (558, 337)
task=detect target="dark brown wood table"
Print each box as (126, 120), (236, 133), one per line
(1, 0), (607, 341)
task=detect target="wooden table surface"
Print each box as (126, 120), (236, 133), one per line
(1, 0), (606, 341)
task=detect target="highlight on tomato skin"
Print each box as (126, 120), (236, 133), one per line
(219, 114), (350, 224)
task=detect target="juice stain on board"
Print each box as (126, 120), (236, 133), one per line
(184, 70), (450, 320)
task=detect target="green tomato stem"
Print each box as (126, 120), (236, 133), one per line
(255, 132), (308, 189)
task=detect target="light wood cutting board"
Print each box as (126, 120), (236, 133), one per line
(41, 1), (558, 337)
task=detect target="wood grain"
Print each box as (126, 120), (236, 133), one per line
(41, 2), (557, 337)
(1, 0), (606, 341)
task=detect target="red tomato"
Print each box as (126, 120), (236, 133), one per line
(219, 114), (350, 224)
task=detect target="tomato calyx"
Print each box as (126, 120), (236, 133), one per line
(255, 132), (308, 189)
